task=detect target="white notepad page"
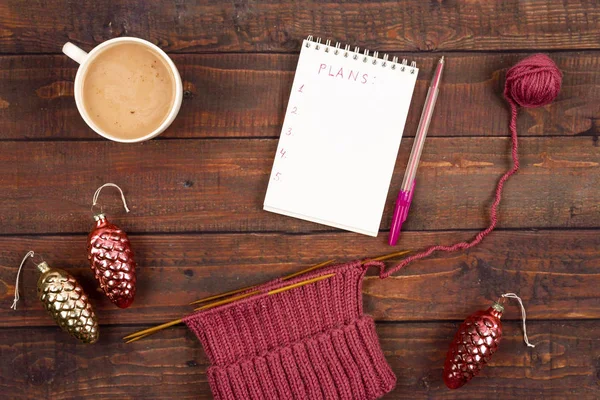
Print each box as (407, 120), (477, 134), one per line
(264, 39), (418, 236)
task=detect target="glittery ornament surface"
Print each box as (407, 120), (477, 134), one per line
(443, 304), (503, 389)
(37, 263), (99, 344)
(88, 214), (136, 308)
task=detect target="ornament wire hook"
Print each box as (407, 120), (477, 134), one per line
(92, 183), (130, 214)
(31, 252), (44, 265)
(501, 293), (536, 348)
(11, 251), (35, 310)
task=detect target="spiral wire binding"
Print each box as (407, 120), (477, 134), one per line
(305, 36), (417, 74)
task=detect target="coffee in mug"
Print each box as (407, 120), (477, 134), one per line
(63, 38), (182, 143)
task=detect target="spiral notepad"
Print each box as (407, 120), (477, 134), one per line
(264, 36), (419, 236)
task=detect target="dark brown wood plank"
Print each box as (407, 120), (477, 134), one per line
(1, 52), (599, 140)
(1, 321), (599, 399)
(1, 230), (598, 327)
(0, 137), (597, 235)
(1, 1), (600, 54)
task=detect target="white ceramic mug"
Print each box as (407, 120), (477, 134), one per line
(63, 37), (183, 143)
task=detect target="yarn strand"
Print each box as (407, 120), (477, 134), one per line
(379, 101), (520, 278)
(379, 54), (561, 279)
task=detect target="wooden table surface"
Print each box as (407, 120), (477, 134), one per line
(1, 1), (599, 399)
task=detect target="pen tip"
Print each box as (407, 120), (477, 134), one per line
(440, 56), (445, 63)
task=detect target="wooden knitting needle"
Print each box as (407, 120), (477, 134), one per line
(126, 268), (331, 342)
(124, 250), (410, 343)
(188, 259), (336, 305)
(189, 259), (338, 311)
(369, 249), (411, 262)
(125, 332), (152, 343)
(193, 290), (258, 311)
(188, 250), (408, 306)
(124, 273), (335, 343)
(189, 249), (412, 312)
(124, 318), (183, 343)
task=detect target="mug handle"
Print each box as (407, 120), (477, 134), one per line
(62, 42), (88, 64)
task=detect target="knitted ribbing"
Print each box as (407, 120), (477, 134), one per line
(184, 261), (396, 400)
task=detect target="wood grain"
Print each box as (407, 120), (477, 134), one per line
(0, 138), (597, 235)
(2, 321), (599, 399)
(1, 230), (598, 327)
(1, 1), (600, 54)
(1, 52), (599, 140)
(1, 1), (599, 399)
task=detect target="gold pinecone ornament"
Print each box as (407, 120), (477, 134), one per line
(37, 262), (99, 344)
(11, 252), (99, 344)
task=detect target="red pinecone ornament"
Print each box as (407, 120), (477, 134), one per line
(443, 302), (503, 389)
(87, 213), (136, 308)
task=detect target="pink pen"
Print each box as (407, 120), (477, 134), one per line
(389, 56), (445, 245)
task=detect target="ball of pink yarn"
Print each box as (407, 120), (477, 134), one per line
(504, 54), (562, 108)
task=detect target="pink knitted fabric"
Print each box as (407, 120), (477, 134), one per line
(184, 260), (396, 400)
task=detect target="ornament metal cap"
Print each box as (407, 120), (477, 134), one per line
(93, 213), (106, 221)
(36, 261), (50, 274)
(492, 301), (504, 313)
